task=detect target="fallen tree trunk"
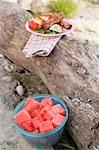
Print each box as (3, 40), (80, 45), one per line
(0, 2), (99, 150)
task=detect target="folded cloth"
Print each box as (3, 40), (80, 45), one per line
(22, 34), (62, 57)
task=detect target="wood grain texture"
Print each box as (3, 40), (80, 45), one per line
(0, 2), (99, 150)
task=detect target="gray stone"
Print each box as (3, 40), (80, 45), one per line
(15, 84), (24, 96)
(4, 65), (14, 72)
(1, 76), (13, 82)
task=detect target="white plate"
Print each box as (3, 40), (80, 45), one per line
(25, 19), (74, 37)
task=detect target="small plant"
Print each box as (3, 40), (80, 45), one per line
(48, 0), (77, 18)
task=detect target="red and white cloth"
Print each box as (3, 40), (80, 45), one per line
(22, 34), (62, 57)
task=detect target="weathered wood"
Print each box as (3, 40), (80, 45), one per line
(0, 2), (99, 150)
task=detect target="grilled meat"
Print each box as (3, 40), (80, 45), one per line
(42, 13), (64, 30)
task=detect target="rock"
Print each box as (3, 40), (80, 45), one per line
(0, 54), (4, 58)
(16, 84), (24, 96)
(75, 19), (99, 35)
(31, 0), (49, 14)
(0, 0), (17, 3)
(17, 0), (32, 10)
(4, 65), (14, 72)
(1, 76), (13, 82)
(91, 0), (99, 4)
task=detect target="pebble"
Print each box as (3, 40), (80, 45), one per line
(72, 98), (80, 103)
(4, 65), (14, 72)
(87, 99), (91, 102)
(93, 147), (99, 150)
(16, 84), (24, 96)
(72, 98), (81, 106)
(77, 67), (87, 75)
(0, 54), (4, 58)
(86, 103), (92, 108)
(1, 76), (12, 82)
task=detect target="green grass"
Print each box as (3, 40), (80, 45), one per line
(48, 0), (77, 18)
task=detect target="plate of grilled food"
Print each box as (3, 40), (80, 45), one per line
(25, 12), (74, 36)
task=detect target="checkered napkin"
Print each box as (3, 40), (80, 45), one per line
(22, 34), (62, 57)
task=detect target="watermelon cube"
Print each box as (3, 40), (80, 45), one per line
(41, 97), (53, 106)
(39, 120), (54, 133)
(36, 115), (44, 122)
(24, 97), (34, 108)
(39, 103), (46, 110)
(33, 129), (39, 133)
(31, 109), (39, 118)
(32, 117), (40, 129)
(39, 106), (50, 116)
(51, 114), (65, 128)
(21, 120), (34, 132)
(24, 100), (40, 114)
(14, 109), (31, 125)
(51, 104), (65, 115)
(32, 114), (44, 130)
(43, 110), (55, 120)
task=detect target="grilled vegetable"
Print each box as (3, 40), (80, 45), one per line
(35, 16), (44, 25)
(29, 20), (40, 30)
(49, 24), (62, 33)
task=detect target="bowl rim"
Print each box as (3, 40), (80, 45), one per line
(13, 94), (68, 138)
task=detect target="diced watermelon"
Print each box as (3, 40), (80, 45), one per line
(32, 114), (45, 130)
(32, 117), (40, 129)
(31, 109), (39, 118)
(14, 96), (66, 133)
(21, 120), (34, 132)
(39, 103), (46, 110)
(14, 109), (31, 125)
(33, 129), (39, 133)
(51, 104), (65, 115)
(39, 120), (54, 133)
(23, 97), (34, 108)
(24, 100), (40, 114)
(51, 114), (65, 128)
(39, 106), (50, 116)
(41, 97), (53, 106)
(36, 114), (44, 122)
(43, 110), (55, 120)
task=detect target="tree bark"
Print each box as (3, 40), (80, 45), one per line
(0, 2), (99, 150)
